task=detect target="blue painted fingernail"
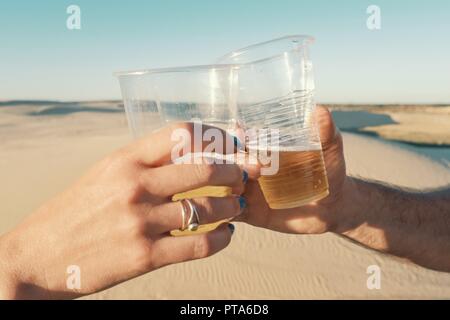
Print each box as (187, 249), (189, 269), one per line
(233, 136), (244, 150)
(228, 223), (235, 235)
(238, 196), (247, 210)
(242, 170), (248, 183)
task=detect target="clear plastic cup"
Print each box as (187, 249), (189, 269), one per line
(116, 65), (238, 137)
(217, 35), (329, 209)
(115, 64), (239, 235)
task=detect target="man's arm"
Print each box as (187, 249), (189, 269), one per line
(241, 106), (450, 273)
(337, 177), (450, 272)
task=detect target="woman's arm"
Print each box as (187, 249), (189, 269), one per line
(0, 123), (247, 299)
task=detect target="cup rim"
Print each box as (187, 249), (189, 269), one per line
(216, 34), (314, 65)
(114, 35), (314, 78)
(114, 63), (238, 78)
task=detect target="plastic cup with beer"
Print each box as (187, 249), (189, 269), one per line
(217, 35), (329, 209)
(115, 64), (239, 235)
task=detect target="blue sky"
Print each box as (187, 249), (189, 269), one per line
(1, 0), (449, 103)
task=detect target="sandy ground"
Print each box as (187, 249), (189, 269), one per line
(1, 103), (450, 299)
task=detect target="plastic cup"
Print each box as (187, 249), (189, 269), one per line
(217, 35), (329, 209)
(115, 64), (239, 235)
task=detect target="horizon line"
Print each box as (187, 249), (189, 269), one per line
(1, 99), (449, 106)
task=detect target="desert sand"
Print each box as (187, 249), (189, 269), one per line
(1, 101), (450, 299)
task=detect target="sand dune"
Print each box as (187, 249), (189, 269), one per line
(1, 103), (450, 299)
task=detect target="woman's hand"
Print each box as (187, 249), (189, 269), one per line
(237, 106), (349, 234)
(0, 123), (245, 299)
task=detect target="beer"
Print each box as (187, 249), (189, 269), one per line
(258, 149), (329, 209)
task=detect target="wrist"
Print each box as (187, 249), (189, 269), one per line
(332, 176), (367, 235)
(331, 176), (393, 254)
(0, 232), (49, 300)
(0, 234), (22, 299)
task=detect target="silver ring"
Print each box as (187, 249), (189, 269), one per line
(179, 200), (187, 231)
(178, 199), (200, 231)
(184, 199), (200, 231)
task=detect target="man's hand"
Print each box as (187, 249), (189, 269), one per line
(239, 107), (450, 272)
(237, 106), (349, 234)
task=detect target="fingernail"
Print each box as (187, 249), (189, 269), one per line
(242, 170), (248, 183)
(228, 223), (235, 235)
(233, 136), (243, 150)
(238, 196), (247, 210)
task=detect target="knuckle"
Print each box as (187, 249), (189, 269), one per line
(100, 150), (122, 167)
(192, 235), (213, 259)
(230, 197), (240, 214)
(196, 197), (215, 216)
(126, 210), (148, 236)
(169, 122), (194, 136)
(133, 239), (155, 270)
(137, 170), (154, 190)
(195, 163), (219, 182)
(116, 172), (147, 205)
(122, 184), (144, 204)
(136, 170), (167, 198)
(230, 164), (242, 183)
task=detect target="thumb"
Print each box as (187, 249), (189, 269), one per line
(315, 105), (340, 147)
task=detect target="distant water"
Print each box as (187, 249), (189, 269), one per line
(332, 110), (450, 167)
